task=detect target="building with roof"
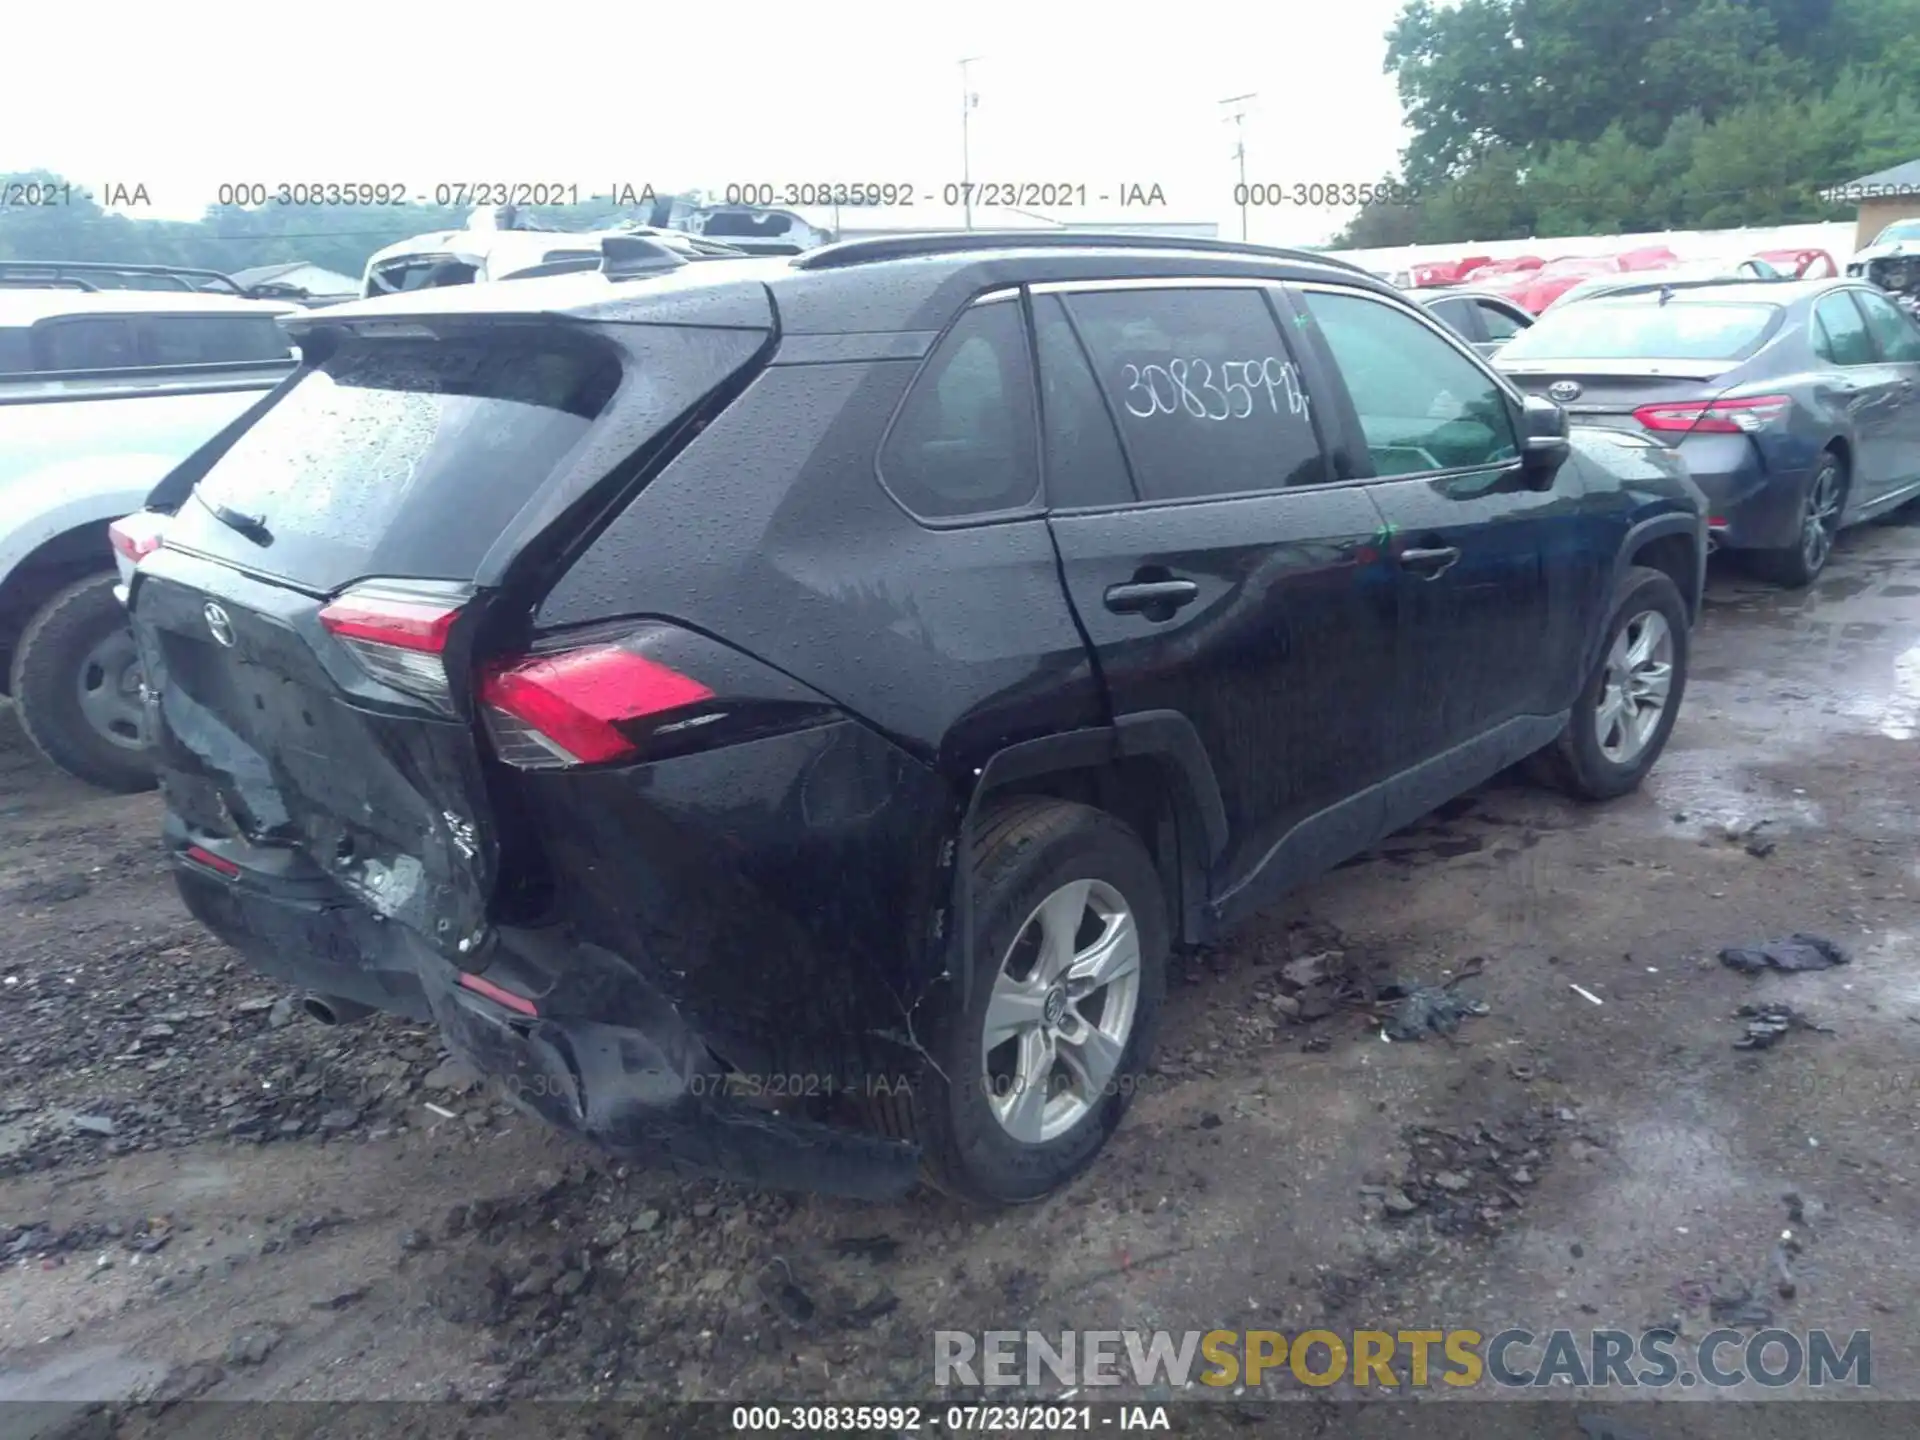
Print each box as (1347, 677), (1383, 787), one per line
(1826, 160), (1920, 250)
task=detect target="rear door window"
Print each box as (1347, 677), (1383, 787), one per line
(1853, 288), (1920, 363)
(1813, 293), (1877, 366)
(1298, 288), (1519, 477)
(168, 335), (621, 590)
(1063, 285), (1326, 500)
(878, 298), (1041, 520)
(1032, 294), (1134, 508)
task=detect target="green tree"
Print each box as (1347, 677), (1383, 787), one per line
(1358, 0), (1920, 245)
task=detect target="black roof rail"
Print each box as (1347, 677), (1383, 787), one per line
(791, 230), (1376, 275)
(0, 260), (249, 296)
(0, 275), (99, 291)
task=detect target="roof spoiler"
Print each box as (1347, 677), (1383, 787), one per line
(597, 234), (754, 279)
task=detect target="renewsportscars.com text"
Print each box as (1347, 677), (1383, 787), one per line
(934, 1327), (1872, 1389)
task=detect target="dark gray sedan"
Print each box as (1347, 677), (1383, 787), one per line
(1496, 278), (1920, 586)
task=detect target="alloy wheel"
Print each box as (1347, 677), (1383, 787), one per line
(1801, 462), (1843, 576)
(980, 878), (1141, 1144)
(1594, 610), (1674, 765)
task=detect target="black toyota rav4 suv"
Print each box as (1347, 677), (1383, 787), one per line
(125, 233), (1706, 1206)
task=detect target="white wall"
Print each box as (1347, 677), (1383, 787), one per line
(1331, 221), (1860, 278)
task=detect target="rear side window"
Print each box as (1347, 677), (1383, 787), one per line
(1299, 289), (1518, 477)
(1032, 295), (1133, 508)
(1813, 294), (1876, 366)
(1064, 286), (1325, 500)
(37, 317), (138, 370)
(878, 299), (1040, 520)
(173, 335), (620, 589)
(1853, 288), (1920, 363)
(139, 315), (292, 365)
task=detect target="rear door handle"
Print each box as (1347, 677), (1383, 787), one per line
(1398, 545), (1461, 578)
(1103, 579), (1200, 615)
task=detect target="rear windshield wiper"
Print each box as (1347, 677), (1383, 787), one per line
(192, 490), (273, 546)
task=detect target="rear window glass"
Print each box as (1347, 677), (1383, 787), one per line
(38, 317), (139, 370)
(366, 258), (480, 295)
(1498, 300), (1780, 362)
(0, 327), (33, 374)
(173, 336), (619, 589)
(141, 315), (291, 365)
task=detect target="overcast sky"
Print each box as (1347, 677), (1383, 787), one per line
(3, 0), (1413, 246)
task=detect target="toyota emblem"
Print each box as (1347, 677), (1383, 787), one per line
(204, 602), (235, 648)
(1548, 380), (1583, 402)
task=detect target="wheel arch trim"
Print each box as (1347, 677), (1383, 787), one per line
(951, 711), (1229, 995)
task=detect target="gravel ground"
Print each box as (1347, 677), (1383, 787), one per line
(2, 512), (1918, 1425)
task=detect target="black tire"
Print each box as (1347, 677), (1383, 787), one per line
(1748, 450), (1846, 589)
(902, 797), (1168, 1206)
(1531, 565), (1689, 802)
(9, 573), (157, 794)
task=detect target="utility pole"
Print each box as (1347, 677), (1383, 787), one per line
(1220, 93), (1256, 242)
(960, 57), (983, 230)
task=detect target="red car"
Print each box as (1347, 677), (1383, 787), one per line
(1756, 248), (1838, 279)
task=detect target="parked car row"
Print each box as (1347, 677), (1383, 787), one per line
(1403, 245), (1840, 316)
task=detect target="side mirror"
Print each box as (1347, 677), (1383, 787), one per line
(1519, 393), (1571, 489)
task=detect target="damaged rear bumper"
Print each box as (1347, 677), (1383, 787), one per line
(168, 817), (921, 1201)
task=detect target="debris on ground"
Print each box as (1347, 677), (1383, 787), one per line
(755, 1258), (815, 1323)
(1732, 1001), (1831, 1050)
(1391, 1115), (1557, 1236)
(1773, 1240), (1798, 1299)
(1721, 818), (1778, 858)
(1719, 934), (1850, 975)
(828, 1235), (899, 1261)
(1371, 956), (1488, 1041)
(1708, 1284), (1774, 1327)
(1379, 983), (1489, 1040)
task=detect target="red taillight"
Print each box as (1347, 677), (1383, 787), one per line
(319, 592), (459, 652)
(1632, 394), (1792, 434)
(319, 584), (464, 710)
(479, 645), (714, 769)
(109, 513), (167, 564)
(183, 845), (241, 878)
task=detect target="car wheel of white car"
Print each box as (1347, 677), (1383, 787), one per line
(10, 573), (158, 794)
